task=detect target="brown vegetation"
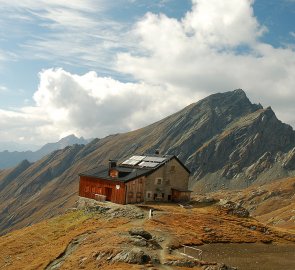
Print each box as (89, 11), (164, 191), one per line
(210, 177), (295, 231)
(0, 199), (294, 270)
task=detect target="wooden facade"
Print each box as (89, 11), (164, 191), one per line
(79, 155), (191, 205)
(171, 189), (192, 202)
(125, 177), (145, 204)
(79, 175), (126, 204)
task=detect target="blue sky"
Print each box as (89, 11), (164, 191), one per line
(0, 0), (294, 147)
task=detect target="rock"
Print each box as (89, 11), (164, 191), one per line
(283, 147), (295, 170)
(249, 226), (256, 231)
(129, 228), (153, 240)
(94, 251), (109, 261)
(193, 196), (219, 204)
(203, 264), (237, 270)
(164, 259), (196, 267)
(78, 257), (87, 267)
(218, 200), (249, 218)
(245, 152), (273, 180)
(131, 235), (148, 247)
(150, 256), (160, 264)
(147, 239), (162, 250)
(112, 248), (150, 264)
(107, 205), (145, 219)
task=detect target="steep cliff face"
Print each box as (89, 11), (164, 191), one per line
(189, 107), (295, 191)
(0, 89), (294, 235)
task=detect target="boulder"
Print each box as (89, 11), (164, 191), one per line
(129, 228), (153, 240)
(218, 200), (249, 218)
(112, 248), (150, 264)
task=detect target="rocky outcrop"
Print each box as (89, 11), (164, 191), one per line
(283, 147), (295, 170)
(112, 248), (151, 264)
(218, 200), (250, 218)
(129, 228), (153, 240)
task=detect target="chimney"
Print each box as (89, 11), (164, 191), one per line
(109, 160), (118, 178)
(155, 149), (160, 155)
(109, 160), (117, 169)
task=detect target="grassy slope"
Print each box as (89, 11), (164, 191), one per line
(0, 202), (294, 270)
(210, 177), (295, 231)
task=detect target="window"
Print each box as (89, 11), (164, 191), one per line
(146, 191), (152, 199)
(155, 178), (163, 185)
(170, 165), (175, 172)
(162, 193), (165, 198)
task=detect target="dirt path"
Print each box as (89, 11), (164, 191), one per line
(158, 236), (174, 270)
(125, 206), (175, 269)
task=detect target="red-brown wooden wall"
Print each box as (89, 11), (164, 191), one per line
(79, 176), (126, 204)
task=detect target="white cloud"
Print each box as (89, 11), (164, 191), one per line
(0, 68), (190, 144)
(0, 49), (18, 67)
(0, 0), (295, 145)
(0, 85), (7, 92)
(117, 0), (295, 128)
(184, 0), (266, 47)
(0, 0), (130, 71)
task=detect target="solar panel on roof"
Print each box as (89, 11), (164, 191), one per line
(129, 160), (139, 165)
(122, 159), (141, 166)
(138, 161), (158, 168)
(129, 155), (146, 161)
(122, 159), (132, 165)
(143, 156), (166, 163)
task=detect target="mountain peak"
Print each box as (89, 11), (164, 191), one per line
(0, 89), (294, 236)
(58, 134), (79, 143)
(197, 89), (261, 111)
(233, 88), (246, 95)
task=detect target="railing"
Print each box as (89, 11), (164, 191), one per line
(179, 245), (203, 260)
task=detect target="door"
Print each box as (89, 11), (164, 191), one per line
(105, 187), (113, 201)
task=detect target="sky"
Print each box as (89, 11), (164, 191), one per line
(0, 0), (294, 148)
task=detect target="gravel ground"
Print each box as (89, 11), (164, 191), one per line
(193, 243), (295, 270)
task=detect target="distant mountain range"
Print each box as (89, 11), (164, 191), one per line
(0, 89), (294, 235)
(0, 135), (92, 169)
(0, 141), (41, 152)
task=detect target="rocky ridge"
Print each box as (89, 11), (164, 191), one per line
(0, 89), (294, 235)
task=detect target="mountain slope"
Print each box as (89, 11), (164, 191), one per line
(189, 106), (295, 192)
(209, 177), (295, 231)
(1, 200), (294, 270)
(0, 89), (294, 235)
(0, 134), (91, 169)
